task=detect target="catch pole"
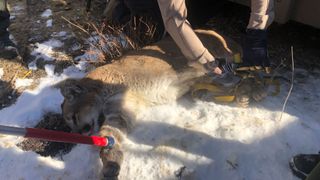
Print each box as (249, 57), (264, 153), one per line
(0, 125), (114, 148)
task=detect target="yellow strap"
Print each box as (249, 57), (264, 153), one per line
(192, 83), (224, 93)
(192, 83), (235, 103)
(21, 70), (32, 79)
(214, 95), (235, 102)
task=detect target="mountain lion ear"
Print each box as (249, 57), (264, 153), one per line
(56, 79), (87, 101)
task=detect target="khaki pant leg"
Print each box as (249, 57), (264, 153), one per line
(0, 0), (7, 11)
(157, 0), (214, 64)
(306, 162), (320, 180)
(247, 0), (275, 30)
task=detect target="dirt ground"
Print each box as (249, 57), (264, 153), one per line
(0, 1), (319, 157)
(17, 113), (75, 157)
(0, 0), (108, 156)
(0, 0), (106, 109)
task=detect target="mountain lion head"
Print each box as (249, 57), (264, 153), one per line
(59, 78), (105, 135)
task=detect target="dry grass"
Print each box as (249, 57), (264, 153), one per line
(119, 16), (160, 46)
(63, 15), (160, 63)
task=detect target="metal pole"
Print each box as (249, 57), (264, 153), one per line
(0, 125), (27, 136)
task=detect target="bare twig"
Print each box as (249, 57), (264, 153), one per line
(61, 16), (91, 36)
(279, 46), (295, 121)
(62, 14), (158, 62)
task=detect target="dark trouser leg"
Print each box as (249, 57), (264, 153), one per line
(241, 0), (275, 68)
(0, 0), (10, 41)
(0, 0), (19, 60)
(242, 29), (269, 67)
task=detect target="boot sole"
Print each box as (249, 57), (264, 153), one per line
(289, 157), (308, 180)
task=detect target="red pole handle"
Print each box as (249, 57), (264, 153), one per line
(25, 128), (110, 147)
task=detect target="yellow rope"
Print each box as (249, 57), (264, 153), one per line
(21, 70), (32, 79)
(192, 77), (280, 103)
(192, 83), (236, 103)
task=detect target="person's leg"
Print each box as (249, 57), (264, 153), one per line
(0, 0), (6, 11)
(307, 162), (320, 180)
(235, 0), (275, 103)
(0, 0), (10, 41)
(0, 0), (18, 59)
(290, 154), (320, 179)
(241, 0), (274, 68)
(247, 0), (274, 30)
(157, 0), (214, 65)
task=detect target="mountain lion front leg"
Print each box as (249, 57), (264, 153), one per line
(99, 120), (125, 180)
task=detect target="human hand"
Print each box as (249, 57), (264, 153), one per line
(203, 60), (222, 75)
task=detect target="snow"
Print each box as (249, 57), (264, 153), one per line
(15, 78), (33, 88)
(10, 5), (24, 18)
(46, 19), (53, 27)
(52, 31), (68, 37)
(1, 19), (320, 179)
(30, 39), (64, 62)
(12, 5), (24, 11)
(28, 60), (38, 71)
(41, 9), (52, 18)
(0, 68), (3, 79)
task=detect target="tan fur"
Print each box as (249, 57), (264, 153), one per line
(57, 30), (241, 179)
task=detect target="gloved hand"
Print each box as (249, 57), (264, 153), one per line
(203, 57), (236, 75)
(203, 59), (222, 75)
(204, 58), (241, 87)
(242, 29), (270, 68)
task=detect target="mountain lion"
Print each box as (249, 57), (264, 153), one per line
(57, 29), (241, 179)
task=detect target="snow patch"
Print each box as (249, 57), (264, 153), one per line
(9, 34), (17, 45)
(44, 64), (56, 77)
(51, 31), (72, 41)
(12, 5), (24, 11)
(0, 68), (3, 79)
(31, 39), (64, 61)
(0, 33), (319, 180)
(10, 5), (24, 17)
(52, 31), (67, 37)
(71, 42), (82, 51)
(28, 60), (38, 70)
(46, 19), (53, 27)
(15, 79), (33, 88)
(41, 9), (52, 18)
(0, 68), (319, 180)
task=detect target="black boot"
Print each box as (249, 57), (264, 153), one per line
(0, 10), (18, 59)
(232, 29), (272, 103)
(289, 153), (320, 179)
(242, 29), (270, 68)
